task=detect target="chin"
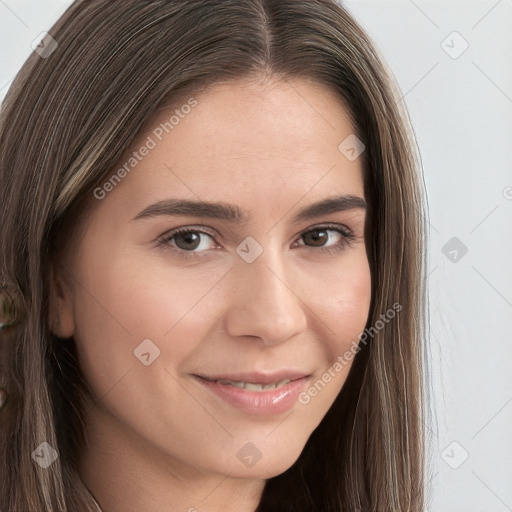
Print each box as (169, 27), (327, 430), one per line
(224, 447), (304, 480)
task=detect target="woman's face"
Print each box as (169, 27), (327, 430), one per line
(53, 77), (371, 481)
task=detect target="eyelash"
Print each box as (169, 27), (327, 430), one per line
(157, 223), (356, 259)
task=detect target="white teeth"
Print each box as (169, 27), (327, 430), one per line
(245, 382), (267, 391)
(216, 378), (292, 391)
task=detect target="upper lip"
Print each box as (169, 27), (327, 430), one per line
(193, 370), (311, 384)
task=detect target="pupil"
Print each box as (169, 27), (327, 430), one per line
(177, 232), (200, 250)
(306, 229), (327, 247)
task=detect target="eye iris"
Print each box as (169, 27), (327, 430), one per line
(304, 229), (328, 247)
(175, 232), (201, 250)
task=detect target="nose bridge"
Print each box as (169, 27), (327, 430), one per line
(224, 241), (307, 344)
(241, 248), (289, 305)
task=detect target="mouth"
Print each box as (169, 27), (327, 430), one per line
(196, 376), (298, 392)
(191, 371), (311, 416)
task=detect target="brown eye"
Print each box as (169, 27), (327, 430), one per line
(158, 227), (218, 257)
(173, 231), (202, 251)
(297, 225), (355, 254)
(302, 228), (330, 247)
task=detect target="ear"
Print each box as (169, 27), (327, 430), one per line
(47, 264), (75, 339)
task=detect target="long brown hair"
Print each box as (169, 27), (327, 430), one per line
(0, 1), (429, 510)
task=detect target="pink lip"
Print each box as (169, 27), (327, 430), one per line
(192, 372), (311, 416)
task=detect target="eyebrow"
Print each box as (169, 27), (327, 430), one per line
(131, 194), (367, 224)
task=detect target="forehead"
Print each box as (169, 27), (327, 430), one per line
(98, 77), (365, 220)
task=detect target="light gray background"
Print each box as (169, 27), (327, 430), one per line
(1, 1), (511, 511)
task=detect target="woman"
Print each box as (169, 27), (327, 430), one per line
(0, 1), (429, 510)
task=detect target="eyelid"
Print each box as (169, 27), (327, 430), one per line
(156, 222), (356, 257)
(156, 225), (219, 251)
(293, 223), (355, 251)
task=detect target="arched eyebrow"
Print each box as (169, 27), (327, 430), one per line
(131, 194), (367, 224)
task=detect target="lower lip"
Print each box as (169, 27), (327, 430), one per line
(193, 376), (309, 416)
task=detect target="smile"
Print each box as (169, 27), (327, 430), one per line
(201, 377), (293, 391)
(192, 372), (311, 416)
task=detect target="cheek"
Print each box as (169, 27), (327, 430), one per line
(296, 256), (371, 410)
(310, 254), (371, 370)
(70, 250), (227, 392)
(312, 252), (372, 351)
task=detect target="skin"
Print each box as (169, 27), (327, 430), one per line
(49, 76), (372, 512)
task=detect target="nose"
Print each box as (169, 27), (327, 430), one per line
(223, 245), (308, 345)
